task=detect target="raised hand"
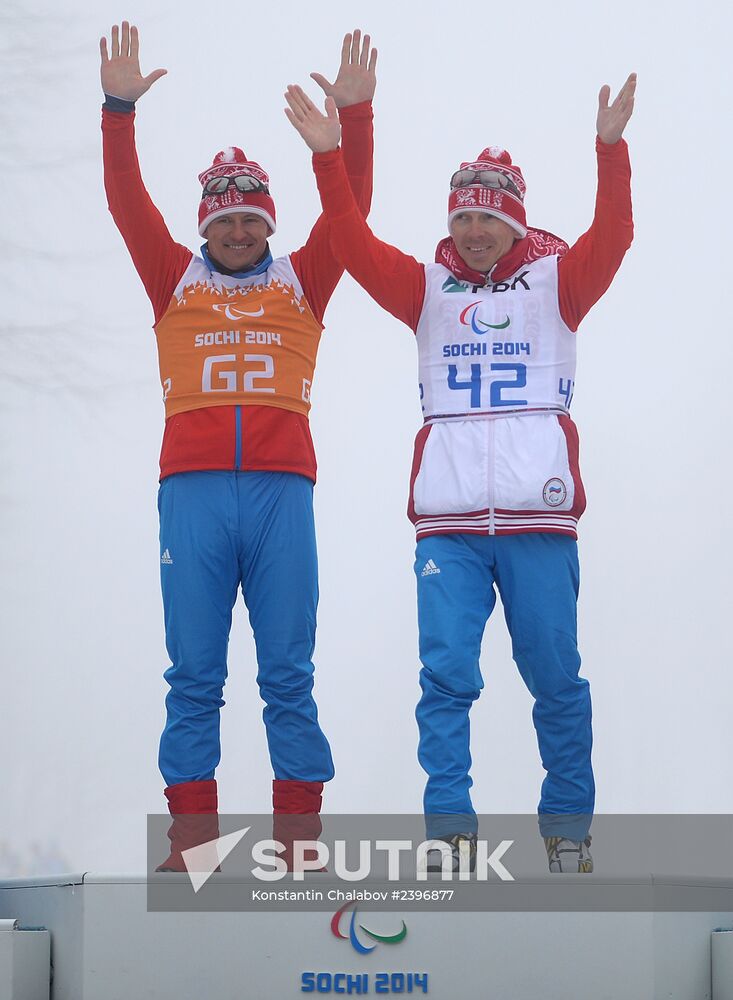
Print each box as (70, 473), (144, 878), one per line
(284, 85), (341, 153)
(99, 21), (167, 101)
(310, 29), (377, 109)
(597, 73), (636, 144)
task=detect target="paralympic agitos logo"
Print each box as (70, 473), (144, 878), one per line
(331, 901), (407, 955)
(459, 303), (510, 334)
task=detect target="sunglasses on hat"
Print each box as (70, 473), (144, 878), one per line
(202, 175), (270, 197)
(450, 169), (522, 200)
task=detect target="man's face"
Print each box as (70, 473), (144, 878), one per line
(205, 212), (270, 270)
(449, 211), (517, 273)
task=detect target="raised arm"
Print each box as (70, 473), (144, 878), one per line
(285, 84), (426, 332)
(290, 30), (378, 323)
(559, 73), (636, 331)
(100, 22), (191, 323)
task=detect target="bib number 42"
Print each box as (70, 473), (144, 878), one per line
(447, 362), (527, 408)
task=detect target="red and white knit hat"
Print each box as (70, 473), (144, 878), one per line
(197, 147), (277, 236)
(447, 146), (527, 238)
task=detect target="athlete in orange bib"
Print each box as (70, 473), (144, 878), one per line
(100, 22), (377, 870)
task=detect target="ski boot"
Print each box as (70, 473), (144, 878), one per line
(272, 779), (326, 873)
(156, 779), (220, 873)
(544, 834), (593, 873)
(425, 833), (477, 873)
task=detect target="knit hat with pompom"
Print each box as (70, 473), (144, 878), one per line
(447, 146), (527, 237)
(198, 146), (276, 236)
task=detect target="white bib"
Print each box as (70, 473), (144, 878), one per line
(417, 258), (576, 420)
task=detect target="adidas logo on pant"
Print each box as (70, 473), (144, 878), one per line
(421, 559), (441, 577)
(161, 549), (173, 565)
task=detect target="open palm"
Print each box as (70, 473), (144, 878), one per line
(285, 85), (341, 153)
(99, 21), (166, 102)
(310, 30), (377, 109)
(597, 73), (636, 145)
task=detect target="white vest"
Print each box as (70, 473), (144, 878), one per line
(410, 259), (585, 538)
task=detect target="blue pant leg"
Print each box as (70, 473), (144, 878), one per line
(158, 472), (240, 787)
(415, 535), (496, 838)
(493, 534), (594, 840)
(239, 473), (334, 782)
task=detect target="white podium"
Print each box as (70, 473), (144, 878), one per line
(0, 918), (50, 1000)
(0, 874), (731, 1000)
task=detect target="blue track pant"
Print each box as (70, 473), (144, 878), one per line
(157, 471), (334, 787)
(415, 533), (593, 841)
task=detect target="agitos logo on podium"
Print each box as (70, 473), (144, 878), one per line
(331, 901), (407, 954)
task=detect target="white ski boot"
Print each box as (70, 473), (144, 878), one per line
(545, 835), (593, 873)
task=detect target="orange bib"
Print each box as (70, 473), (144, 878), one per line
(155, 255), (322, 419)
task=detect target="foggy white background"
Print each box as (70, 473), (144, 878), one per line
(1, 0), (731, 873)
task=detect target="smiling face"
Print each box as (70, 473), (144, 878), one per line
(449, 211), (518, 273)
(204, 212), (270, 271)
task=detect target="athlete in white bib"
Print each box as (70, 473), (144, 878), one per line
(286, 68), (636, 872)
